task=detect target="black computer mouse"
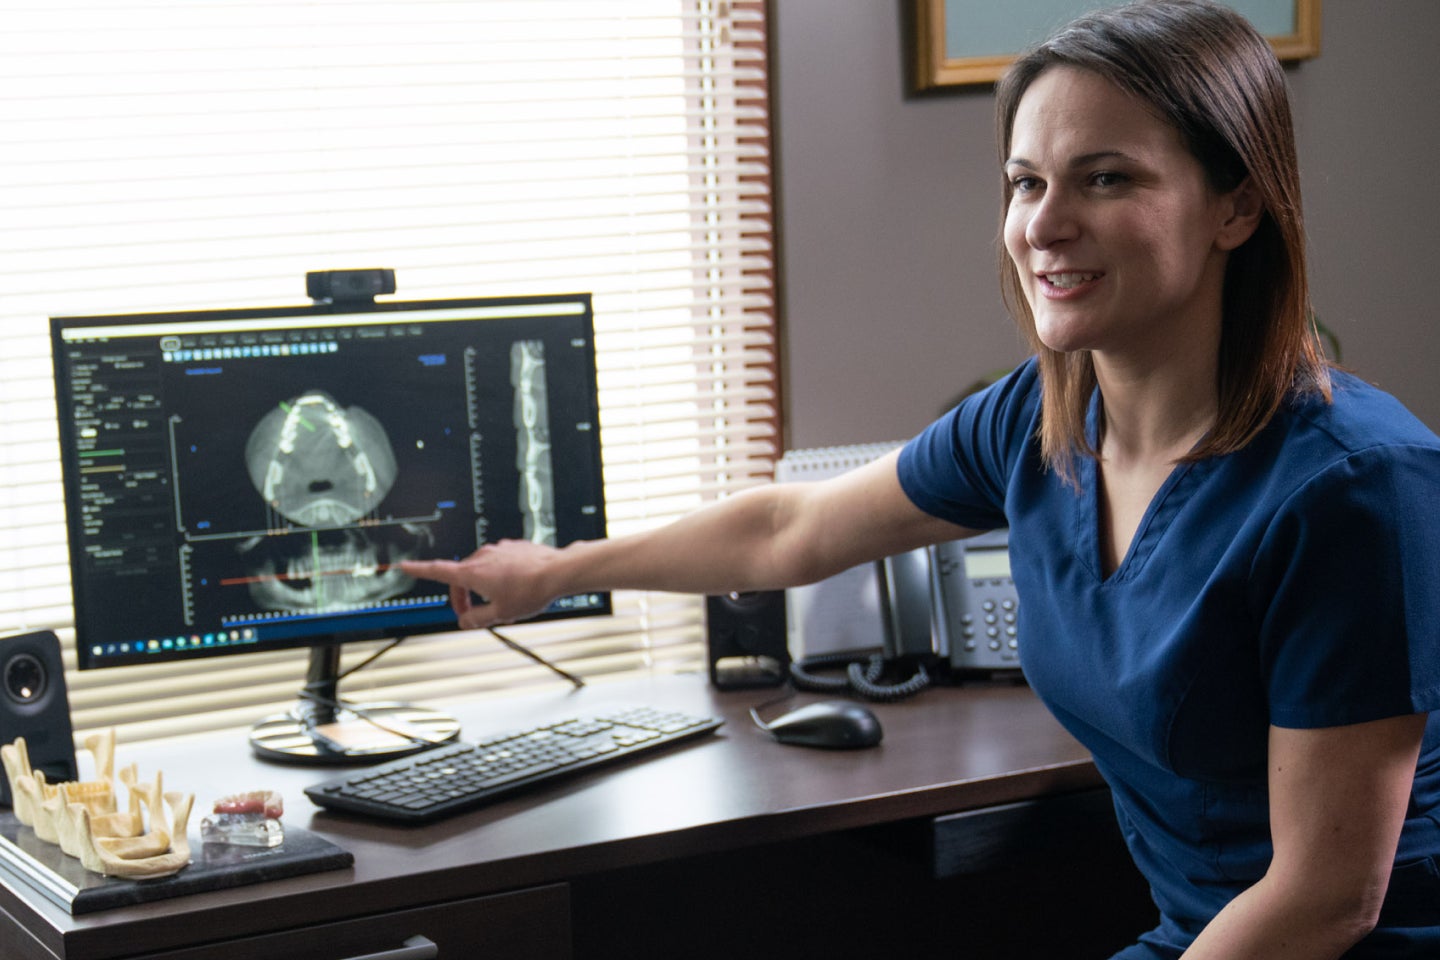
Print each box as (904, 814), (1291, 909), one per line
(760, 700), (883, 749)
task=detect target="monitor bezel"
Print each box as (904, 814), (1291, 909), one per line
(50, 292), (612, 673)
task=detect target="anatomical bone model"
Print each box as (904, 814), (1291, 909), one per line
(1, 731), (194, 880)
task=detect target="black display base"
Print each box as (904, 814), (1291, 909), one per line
(249, 701), (461, 765)
(0, 811), (352, 915)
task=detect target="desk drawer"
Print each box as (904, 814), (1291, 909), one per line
(134, 883), (570, 960)
(931, 787), (1122, 878)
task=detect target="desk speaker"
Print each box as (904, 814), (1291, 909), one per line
(705, 590), (790, 689)
(0, 631), (77, 805)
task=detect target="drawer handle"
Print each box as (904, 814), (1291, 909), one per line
(342, 935), (438, 960)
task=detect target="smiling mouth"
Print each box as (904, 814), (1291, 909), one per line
(1041, 271), (1102, 289)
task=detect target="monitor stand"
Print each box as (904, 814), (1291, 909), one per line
(249, 642), (460, 765)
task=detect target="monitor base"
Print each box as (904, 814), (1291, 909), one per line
(250, 701), (461, 765)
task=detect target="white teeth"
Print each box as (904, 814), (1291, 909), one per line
(1044, 272), (1099, 289)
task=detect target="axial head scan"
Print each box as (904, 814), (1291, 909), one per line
(245, 390), (398, 527)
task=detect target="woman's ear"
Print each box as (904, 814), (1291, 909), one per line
(1216, 177), (1264, 252)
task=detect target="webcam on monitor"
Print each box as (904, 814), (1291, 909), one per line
(305, 268), (397, 304)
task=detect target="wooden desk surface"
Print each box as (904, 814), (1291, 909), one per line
(0, 672), (1100, 959)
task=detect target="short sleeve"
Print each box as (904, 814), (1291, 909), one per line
(896, 359), (1041, 531)
(1255, 443), (1440, 728)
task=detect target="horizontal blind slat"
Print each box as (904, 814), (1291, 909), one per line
(2, 0), (773, 742)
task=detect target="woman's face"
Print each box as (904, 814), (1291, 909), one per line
(1003, 66), (1254, 363)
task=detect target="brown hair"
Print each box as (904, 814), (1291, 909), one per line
(994, 0), (1330, 481)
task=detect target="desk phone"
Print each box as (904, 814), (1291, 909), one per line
(879, 528), (1020, 675)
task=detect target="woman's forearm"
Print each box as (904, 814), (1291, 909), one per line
(549, 484), (801, 597)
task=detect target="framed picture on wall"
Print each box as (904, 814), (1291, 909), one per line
(913, 0), (1321, 90)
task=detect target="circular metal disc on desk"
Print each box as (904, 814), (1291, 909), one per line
(249, 701), (461, 764)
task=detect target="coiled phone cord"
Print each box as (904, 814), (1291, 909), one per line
(788, 651), (931, 702)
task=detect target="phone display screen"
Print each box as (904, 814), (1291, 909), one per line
(963, 545), (1012, 581)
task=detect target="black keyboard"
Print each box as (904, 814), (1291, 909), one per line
(304, 705), (723, 824)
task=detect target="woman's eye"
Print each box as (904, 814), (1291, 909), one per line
(1010, 175), (1040, 194)
(1091, 170), (1128, 188)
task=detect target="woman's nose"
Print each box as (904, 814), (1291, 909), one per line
(1024, 189), (1079, 249)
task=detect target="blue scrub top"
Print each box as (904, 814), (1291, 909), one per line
(898, 359), (1440, 959)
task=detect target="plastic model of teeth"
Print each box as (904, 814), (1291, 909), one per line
(1, 730), (195, 880)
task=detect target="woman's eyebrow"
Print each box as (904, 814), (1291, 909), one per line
(1004, 149), (1139, 170)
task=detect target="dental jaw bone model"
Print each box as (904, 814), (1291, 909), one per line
(1, 731), (194, 880)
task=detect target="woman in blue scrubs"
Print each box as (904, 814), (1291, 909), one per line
(405, 1), (1440, 956)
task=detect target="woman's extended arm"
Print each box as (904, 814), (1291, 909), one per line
(1180, 713), (1427, 959)
(400, 449), (978, 630)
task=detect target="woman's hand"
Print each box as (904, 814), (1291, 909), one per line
(401, 540), (565, 630)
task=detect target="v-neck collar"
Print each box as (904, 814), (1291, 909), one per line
(1074, 389), (1205, 585)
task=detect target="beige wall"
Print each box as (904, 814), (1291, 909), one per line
(773, 0), (1440, 449)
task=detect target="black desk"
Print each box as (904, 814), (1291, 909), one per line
(0, 673), (1155, 960)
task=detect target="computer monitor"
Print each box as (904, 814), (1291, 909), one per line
(50, 292), (609, 763)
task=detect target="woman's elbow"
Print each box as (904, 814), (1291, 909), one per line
(1261, 864), (1388, 953)
(1310, 873), (1388, 950)
(1346, 876), (1390, 940)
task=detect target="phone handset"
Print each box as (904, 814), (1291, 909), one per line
(878, 547), (936, 660)
(788, 549), (934, 702)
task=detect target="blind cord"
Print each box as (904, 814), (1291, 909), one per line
(488, 627), (586, 689)
(334, 628), (585, 689)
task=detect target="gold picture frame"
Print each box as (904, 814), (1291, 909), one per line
(914, 0), (1321, 90)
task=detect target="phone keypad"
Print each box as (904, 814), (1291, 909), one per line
(959, 589), (1019, 651)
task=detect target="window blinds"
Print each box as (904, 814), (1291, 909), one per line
(0, 0), (776, 743)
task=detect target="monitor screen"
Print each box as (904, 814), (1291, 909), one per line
(50, 292), (609, 759)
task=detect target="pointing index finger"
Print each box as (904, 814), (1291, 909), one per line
(398, 558), (456, 583)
